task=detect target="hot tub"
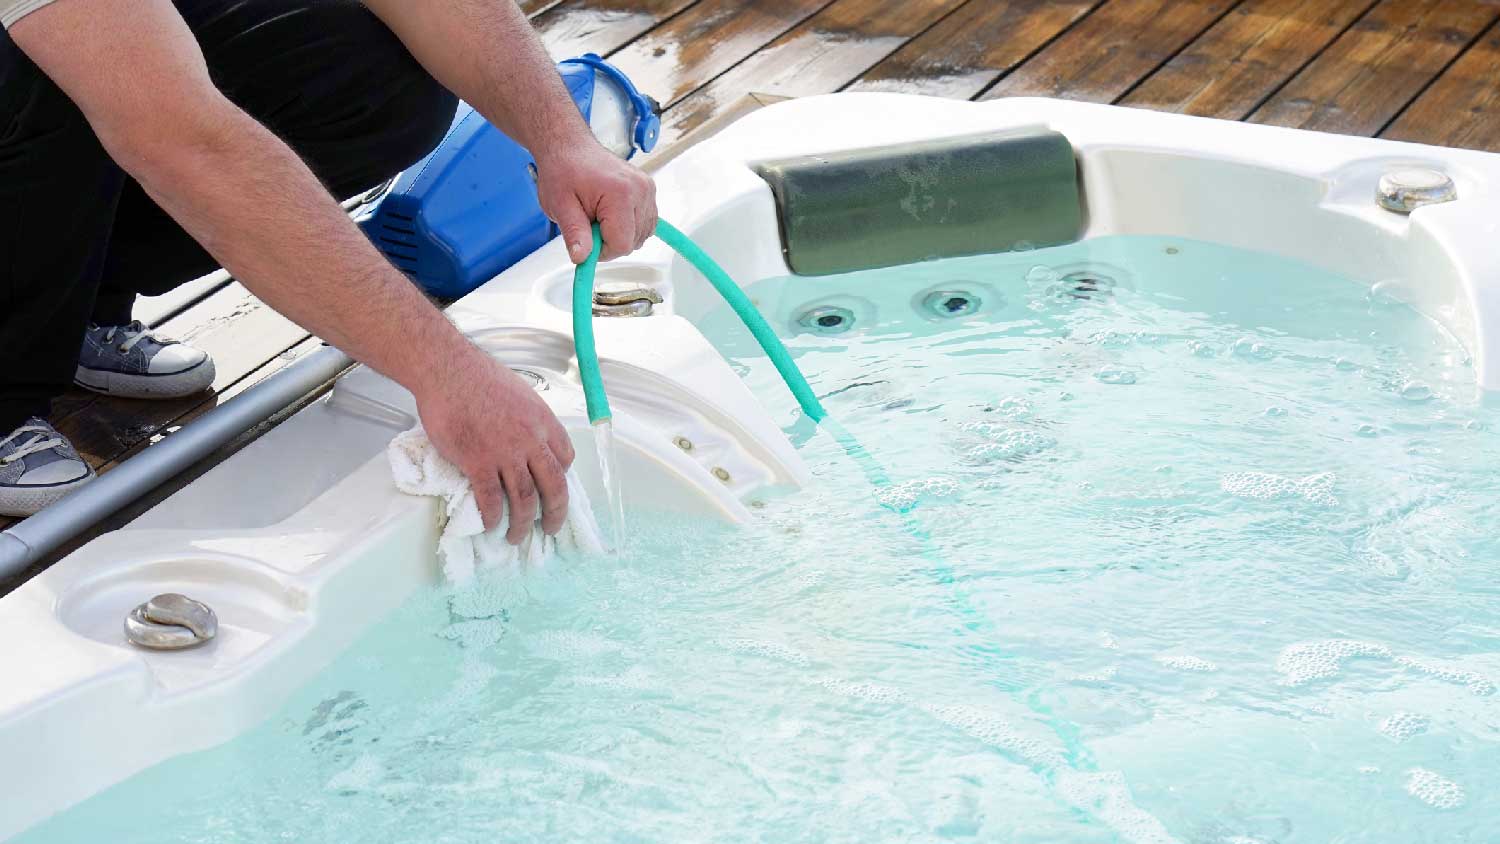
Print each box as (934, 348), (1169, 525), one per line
(4, 94), (1500, 841)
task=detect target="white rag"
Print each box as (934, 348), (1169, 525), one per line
(387, 426), (605, 583)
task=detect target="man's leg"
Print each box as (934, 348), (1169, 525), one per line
(0, 29), (127, 431)
(90, 0), (459, 324)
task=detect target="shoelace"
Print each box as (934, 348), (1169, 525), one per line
(0, 424), (64, 466)
(100, 321), (170, 354)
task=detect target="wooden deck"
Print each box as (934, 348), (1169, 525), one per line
(7, 0), (1500, 565)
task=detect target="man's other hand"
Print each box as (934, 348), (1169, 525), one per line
(536, 143), (657, 264)
(416, 348), (576, 544)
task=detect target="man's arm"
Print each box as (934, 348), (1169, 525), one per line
(361, 0), (657, 263)
(10, 0), (573, 543)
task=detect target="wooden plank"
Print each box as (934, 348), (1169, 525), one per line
(534, 0), (700, 59)
(51, 283), (309, 470)
(648, 91), (790, 169)
(1248, 0), (1497, 136)
(1120, 0), (1374, 120)
(1382, 18), (1500, 151)
(981, 0), (1239, 103)
(135, 270), (232, 328)
(657, 0), (969, 148)
(94, 336), (331, 475)
(607, 0), (840, 109)
(849, 0), (1100, 101)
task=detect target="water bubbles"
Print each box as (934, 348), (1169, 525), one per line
(716, 637), (811, 667)
(1274, 639), (1391, 685)
(877, 477), (958, 512)
(1399, 381), (1433, 402)
(1405, 767), (1464, 810)
(1394, 656), (1496, 696)
(819, 678), (910, 705)
(1155, 654), (1218, 672)
(959, 422), (1055, 463)
(1089, 330), (1133, 348)
(1231, 337), (1275, 360)
(1221, 471), (1337, 507)
(920, 703), (1064, 769)
(1378, 711), (1429, 742)
(1095, 366), (1137, 385)
(986, 396), (1033, 419)
(1188, 340), (1218, 358)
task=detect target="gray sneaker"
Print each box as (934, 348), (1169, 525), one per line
(0, 418), (94, 516)
(75, 321), (216, 399)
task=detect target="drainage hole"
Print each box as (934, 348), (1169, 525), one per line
(799, 306), (855, 334)
(1060, 271), (1116, 300)
(922, 290), (982, 318)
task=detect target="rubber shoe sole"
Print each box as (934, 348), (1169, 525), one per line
(74, 357), (216, 399)
(0, 469), (95, 517)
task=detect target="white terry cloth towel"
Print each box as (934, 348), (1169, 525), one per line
(387, 426), (606, 584)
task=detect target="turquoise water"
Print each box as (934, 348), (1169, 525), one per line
(22, 236), (1500, 843)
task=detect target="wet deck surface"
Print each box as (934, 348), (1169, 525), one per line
(6, 0), (1500, 550)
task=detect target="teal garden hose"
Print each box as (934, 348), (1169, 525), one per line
(572, 220), (825, 425)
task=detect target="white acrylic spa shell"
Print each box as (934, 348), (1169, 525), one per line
(5, 94), (1500, 839)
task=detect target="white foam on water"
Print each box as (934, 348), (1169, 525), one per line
(1054, 769), (1179, 844)
(1405, 768), (1465, 810)
(715, 637), (812, 667)
(449, 583), (513, 620)
(819, 678), (910, 705)
(1156, 655), (1218, 672)
(1073, 666), (1119, 683)
(1378, 711), (1429, 742)
(1394, 656), (1497, 696)
(1274, 639), (1392, 685)
(1221, 471), (1338, 507)
(918, 703), (1065, 770)
(959, 423), (1055, 463)
(876, 477), (959, 511)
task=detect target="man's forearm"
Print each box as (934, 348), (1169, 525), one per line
(118, 103), (481, 398)
(362, 0), (594, 164)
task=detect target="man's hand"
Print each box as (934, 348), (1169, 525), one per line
(537, 144), (657, 264)
(361, 0), (659, 263)
(416, 348), (576, 543)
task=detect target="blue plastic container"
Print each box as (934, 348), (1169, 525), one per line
(359, 55), (658, 300)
